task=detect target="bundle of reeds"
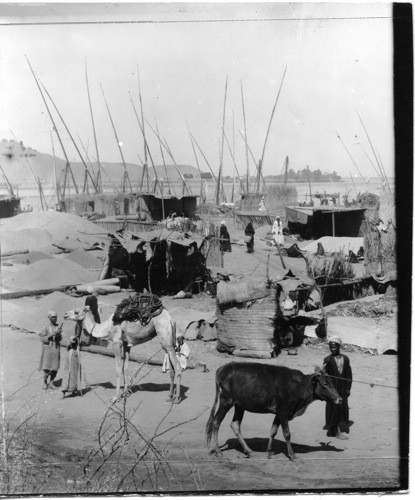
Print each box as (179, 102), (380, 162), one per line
(201, 221), (222, 267)
(306, 253), (355, 285)
(264, 184), (298, 212)
(363, 221), (396, 276)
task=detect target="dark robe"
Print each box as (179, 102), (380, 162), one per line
(244, 223), (255, 253)
(85, 295), (100, 323)
(323, 353), (353, 435)
(129, 251), (149, 292)
(182, 250), (206, 293)
(219, 226), (232, 253)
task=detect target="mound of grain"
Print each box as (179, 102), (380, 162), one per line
(64, 248), (103, 269)
(13, 251), (55, 265)
(2, 259), (96, 291)
(0, 211), (104, 237)
(0, 292), (85, 334)
(0, 228), (55, 254)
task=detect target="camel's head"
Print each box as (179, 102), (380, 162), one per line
(64, 306), (91, 322)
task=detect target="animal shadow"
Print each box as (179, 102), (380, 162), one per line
(88, 381), (116, 390)
(223, 437), (344, 459)
(129, 382), (190, 401)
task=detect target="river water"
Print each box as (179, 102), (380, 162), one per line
(12, 177), (392, 212)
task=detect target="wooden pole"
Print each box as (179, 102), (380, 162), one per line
(335, 130), (369, 191)
(156, 119), (173, 195)
(161, 179), (165, 220)
(306, 165), (313, 200)
(216, 77), (228, 205)
(240, 82), (250, 194)
(186, 123), (205, 202)
(10, 130), (47, 210)
(100, 84), (132, 193)
(25, 56), (78, 195)
(85, 59), (102, 193)
(284, 156), (289, 185)
(129, 92), (159, 193)
(332, 211), (336, 237)
(356, 110), (391, 191)
(39, 80), (98, 193)
(188, 131), (218, 183)
(259, 66), (287, 173)
(224, 132), (245, 194)
(350, 171), (358, 198)
(146, 122), (192, 195)
(50, 133), (61, 208)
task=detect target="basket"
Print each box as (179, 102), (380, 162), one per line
(244, 235), (252, 244)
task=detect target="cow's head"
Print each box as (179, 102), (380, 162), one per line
(311, 366), (342, 405)
(63, 306), (91, 322)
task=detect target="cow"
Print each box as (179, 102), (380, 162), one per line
(206, 362), (342, 461)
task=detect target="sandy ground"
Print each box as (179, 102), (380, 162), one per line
(0, 223), (405, 494)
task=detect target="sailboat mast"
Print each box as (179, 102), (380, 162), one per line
(85, 60), (102, 192)
(100, 83), (132, 193)
(241, 82), (250, 194)
(216, 76), (228, 205)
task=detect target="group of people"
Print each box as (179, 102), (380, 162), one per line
(39, 288), (192, 398)
(39, 287), (101, 399)
(219, 216), (285, 257)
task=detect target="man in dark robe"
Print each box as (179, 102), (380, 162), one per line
(219, 221), (232, 253)
(323, 336), (353, 439)
(129, 241), (149, 292)
(244, 222), (255, 253)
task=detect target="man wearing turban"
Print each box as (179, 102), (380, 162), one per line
(39, 311), (63, 390)
(323, 336), (353, 439)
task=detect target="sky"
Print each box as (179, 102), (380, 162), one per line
(0, 2), (394, 179)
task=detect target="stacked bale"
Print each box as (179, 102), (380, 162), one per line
(363, 189), (396, 276)
(216, 280), (277, 358)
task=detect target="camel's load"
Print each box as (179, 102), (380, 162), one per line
(113, 293), (163, 325)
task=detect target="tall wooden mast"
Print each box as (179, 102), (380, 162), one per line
(26, 56), (78, 198)
(85, 60), (102, 193)
(100, 83), (132, 193)
(216, 76), (228, 205)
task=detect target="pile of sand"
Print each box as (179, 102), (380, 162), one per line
(64, 248), (103, 270)
(0, 292), (85, 334)
(0, 211), (107, 254)
(0, 211), (104, 237)
(2, 259), (96, 291)
(13, 251), (55, 265)
(0, 228), (55, 254)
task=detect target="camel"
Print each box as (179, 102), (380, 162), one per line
(63, 305), (182, 403)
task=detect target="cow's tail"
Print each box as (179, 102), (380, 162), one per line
(206, 374), (221, 447)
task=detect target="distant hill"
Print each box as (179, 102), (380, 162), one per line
(0, 139), (200, 187)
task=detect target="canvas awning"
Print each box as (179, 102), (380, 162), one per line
(121, 229), (205, 252)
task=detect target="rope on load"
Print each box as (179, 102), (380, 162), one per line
(113, 293), (163, 326)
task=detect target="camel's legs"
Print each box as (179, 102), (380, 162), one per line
(123, 343), (131, 394)
(113, 340), (124, 399)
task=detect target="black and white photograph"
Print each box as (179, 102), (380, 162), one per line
(0, 1), (410, 495)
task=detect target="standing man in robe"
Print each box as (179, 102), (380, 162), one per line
(323, 336), (353, 439)
(39, 311), (62, 390)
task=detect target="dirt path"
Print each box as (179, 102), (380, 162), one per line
(1, 317), (403, 493)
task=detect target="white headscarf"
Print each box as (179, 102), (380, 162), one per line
(328, 335), (342, 345)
